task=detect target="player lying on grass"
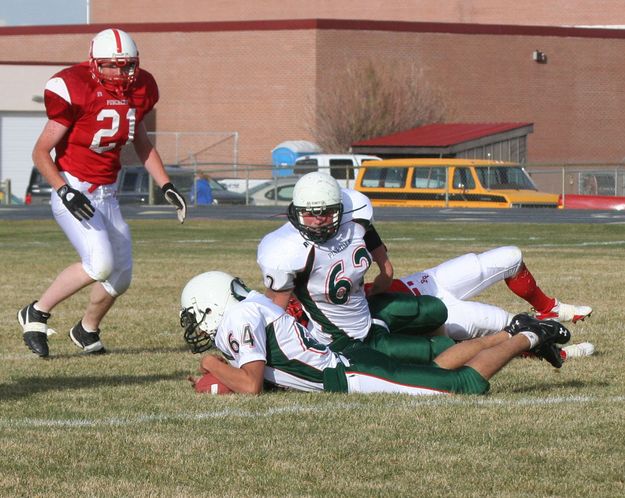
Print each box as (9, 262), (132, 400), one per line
(364, 245), (592, 341)
(180, 271), (571, 395)
(358, 246), (595, 360)
(258, 173), (592, 362)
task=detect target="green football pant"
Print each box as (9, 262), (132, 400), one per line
(365, 324), (455, 363)
(367, 292), (448, 336)
(323, 346), (490, 395)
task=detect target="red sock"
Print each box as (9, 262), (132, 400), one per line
(505, 263), (556, 312)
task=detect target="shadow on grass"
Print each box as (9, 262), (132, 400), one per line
(508, 378), (609, 394)
(31, 344), (191, 360)
(0, 370), (190, 401)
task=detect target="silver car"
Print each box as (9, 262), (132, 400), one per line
(247, 177), (298, 206)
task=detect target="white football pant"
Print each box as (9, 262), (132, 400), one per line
(399, 246), (523, 340)
(52, 171), (132, 297)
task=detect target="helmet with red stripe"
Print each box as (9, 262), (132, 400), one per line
(89, 28), (140, 96)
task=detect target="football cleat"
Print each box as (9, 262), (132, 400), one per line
(506, 314), (571, 368)
(532, 320), (571, 368)
(534, 300), (592, 323)
(561, 342), (595, 359)
(505, 313), (541, 336)
(17, 301), (51, 357)
(534, 343), (565, 368)
(69, 320), (106, 354)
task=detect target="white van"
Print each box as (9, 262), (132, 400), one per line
(293, 153), (381, 188)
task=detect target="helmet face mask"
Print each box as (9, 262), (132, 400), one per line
(287, 203), (343, 243)
(179, 306), (214, 354)
(89, 28), (139, 96)
(180, 272), (249, 354)
(287, 172), (343, 243)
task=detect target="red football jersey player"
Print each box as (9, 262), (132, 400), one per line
(18, 28), (187, 358)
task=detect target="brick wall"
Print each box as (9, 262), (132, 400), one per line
(1, 21), (625, 167)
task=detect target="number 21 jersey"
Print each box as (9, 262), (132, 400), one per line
(43, 61), (159, 186)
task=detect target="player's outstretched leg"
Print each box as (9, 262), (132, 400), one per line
(17, 301), (51, 357)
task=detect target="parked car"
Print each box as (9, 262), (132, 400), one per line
(293, 154), (381, 188)
(116, 166), (247, 205)
(24, 167), (53, 205)
(559, 194), (625, 210)
(246, 177), (299, 206)
(25, 165), (246, 206)
(355, 159), (560, 208)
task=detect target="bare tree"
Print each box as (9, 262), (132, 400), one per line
(309, 60), (450, 152)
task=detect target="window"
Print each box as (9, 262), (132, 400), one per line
(474, 166), (536, 190)
(412, 167), (446, 188)
(329, 159), (356, 180)
(361, 167), (407, 188)
(265, 185), (295, 202)
(293, 158), (318, 175)
(121, 172), (138, 192)
(578, 172), (621, 196)
(452, 168), (476, 190)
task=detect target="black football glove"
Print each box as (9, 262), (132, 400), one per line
(57, 184), (95, 221)
(162, 182), (187, 223)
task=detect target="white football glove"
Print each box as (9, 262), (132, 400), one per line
(161, 183), (187, 223)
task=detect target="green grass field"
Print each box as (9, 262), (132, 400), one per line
(1, 218), (624, 497)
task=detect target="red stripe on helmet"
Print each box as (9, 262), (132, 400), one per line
(112, 29), (122, 54)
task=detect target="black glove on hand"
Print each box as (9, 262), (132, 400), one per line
(57, 184), (95, 221)
(162, 182), (187, 223)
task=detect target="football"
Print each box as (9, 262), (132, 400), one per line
(188, 373), (234, 394)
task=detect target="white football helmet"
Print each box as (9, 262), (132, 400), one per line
(287, 172), (343, 243)
(180, 271), (249, 353)
(89, 28), (140, 96)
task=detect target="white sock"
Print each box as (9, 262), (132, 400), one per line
(81, 321), (97, 333)
(519, 331), (539, 349)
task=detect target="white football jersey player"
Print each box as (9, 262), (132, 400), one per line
(215, 290), (342, 391)
(257, 188), (375, 345)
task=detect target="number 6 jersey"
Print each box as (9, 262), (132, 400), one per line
(43, 61), (159, 186)
(215, 290), (341, 392)
(257, 189), (375, 345)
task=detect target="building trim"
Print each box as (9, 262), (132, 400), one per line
(1, 19), (624, 39)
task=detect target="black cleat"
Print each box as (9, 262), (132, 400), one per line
(17, 301), (51, 357)
(506, 314), (571, 368)
(536, 319), (572, 345)
(69, 320), (106, 354)
(505, 313), (540, 336)
(532, 320), (571, 368)
(533, 343), (565, 368)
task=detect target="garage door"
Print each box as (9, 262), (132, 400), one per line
(0, 112), (47, 202)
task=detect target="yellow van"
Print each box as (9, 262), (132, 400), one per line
(355, 158), (560, 208)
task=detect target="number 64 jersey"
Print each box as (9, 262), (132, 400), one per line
(43, 61), (158, 186)
(257, 189), (375, 345)
(214, 290), (341, 392)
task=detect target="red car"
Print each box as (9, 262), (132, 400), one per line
(559, 194), (625, 210)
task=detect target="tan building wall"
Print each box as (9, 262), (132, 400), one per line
(90, 0), (625, 27)
(1, 21), (625, 168)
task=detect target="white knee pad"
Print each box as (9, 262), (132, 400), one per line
(477, 246), (523, 279)
(102, 266), (132, 297)
(83, 256), (114, 282)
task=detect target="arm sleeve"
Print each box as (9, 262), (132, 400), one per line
(44, 77), (76, 128)
(257, 229), (302, 291)
(363, 224), (385, 252)
(221, 306), (268, 368)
